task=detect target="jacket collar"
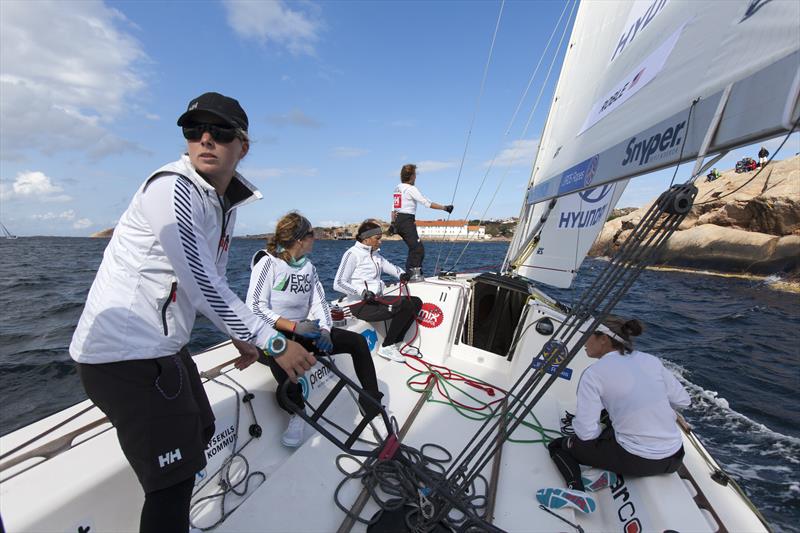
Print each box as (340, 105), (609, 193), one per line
(149, 155), (263, 210)
(354, 241), (379, 254)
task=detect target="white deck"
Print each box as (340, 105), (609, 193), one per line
(0, 277), (768, 532)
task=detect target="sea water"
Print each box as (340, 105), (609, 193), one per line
(0, 237), (797, 530)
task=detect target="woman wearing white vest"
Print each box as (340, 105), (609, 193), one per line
(247, 212), (383, 447)
(70, 92), (316, 532)
(537, 315), (690, 514)
(391, 164), (453, 276)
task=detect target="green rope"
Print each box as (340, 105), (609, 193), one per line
(405, 369), (562, 447)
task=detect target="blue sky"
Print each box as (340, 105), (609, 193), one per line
(1, 0), (797, 237)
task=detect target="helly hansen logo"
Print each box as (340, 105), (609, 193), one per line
(158, 448), (182, 468)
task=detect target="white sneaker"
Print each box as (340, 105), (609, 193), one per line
(281, 414), (305, 447)
(377, 344), (405, 362)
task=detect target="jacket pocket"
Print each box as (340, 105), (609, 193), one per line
(160, 281), (178, 336)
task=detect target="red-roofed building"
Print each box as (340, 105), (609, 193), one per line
(415, 220), (487, 239)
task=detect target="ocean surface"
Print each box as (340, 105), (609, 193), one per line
(0, 237), (798, 530)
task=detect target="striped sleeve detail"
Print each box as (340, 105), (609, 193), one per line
(250, 254), (278, 327)
(333, 249), (359, 296)
(173, 176), (251, 340)
(312, 266), (333, 330)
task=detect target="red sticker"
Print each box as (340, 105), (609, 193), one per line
(417, 303), (443, 328)
(393, 193), (402, 209)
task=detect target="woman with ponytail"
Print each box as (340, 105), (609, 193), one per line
(246, 212), (383, 447)
(537, 315), (691, 514)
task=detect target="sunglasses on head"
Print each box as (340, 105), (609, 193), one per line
(182, 123), (239, 144)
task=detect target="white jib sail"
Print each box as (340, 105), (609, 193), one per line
(507, 0), (800, 283)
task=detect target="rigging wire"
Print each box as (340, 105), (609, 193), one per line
(432, 0), (506, 275)
(444, 0), (579, 272)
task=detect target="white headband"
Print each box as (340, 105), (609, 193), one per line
(596, 324), (630, 347)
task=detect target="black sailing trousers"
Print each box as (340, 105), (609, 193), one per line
(547, 426), (685, 491)
(259, 327), (381, 416)
(351, 295), (423, 347)
(395, 213), (424, 273)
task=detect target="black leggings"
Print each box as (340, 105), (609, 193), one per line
(395, 213), (424, 272)
(259, 327), (381, 416)
(547, 427), (685, 491)
(352, 296), (423, 347)
(140, 475), (194, 533)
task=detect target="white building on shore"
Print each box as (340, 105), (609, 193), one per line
(415, 220), (487, 239)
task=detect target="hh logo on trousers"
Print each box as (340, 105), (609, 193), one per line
(158, 448), (182, 468)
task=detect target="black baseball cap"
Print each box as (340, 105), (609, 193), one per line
(177, 92), (248, 131)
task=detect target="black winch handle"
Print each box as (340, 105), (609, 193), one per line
(277, 355), (395, 457)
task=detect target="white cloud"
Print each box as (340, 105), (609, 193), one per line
(332, 147), (368, 158)
(390, 119), (416, 128)
(241, 166), (318, 180)
(31, 210), (76, 221)
(417, 160), (457, 173)
(73, 218), (92, 229)
(5, 171), (72, 202)
(144, 113), (160, 121)
(266, 109), (321, 128)
(488, 139), (539, 168)
(0, 0), (148, 160)
(223, 0), (321, 56)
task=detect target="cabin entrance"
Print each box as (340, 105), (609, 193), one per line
(462, 273), (531, 357)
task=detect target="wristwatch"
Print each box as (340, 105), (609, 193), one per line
(263, 333), (288, 358)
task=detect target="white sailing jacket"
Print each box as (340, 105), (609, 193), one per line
(246, 251), (333, 331)
(70, 155), (278, 363)
(333, 241), (404, 297)
(392, 183), (431, 215)
(573, 350), (691, 459)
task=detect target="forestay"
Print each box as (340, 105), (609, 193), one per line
(507, 0), (800, 282)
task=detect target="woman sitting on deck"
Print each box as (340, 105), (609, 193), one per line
(537, 316), (691, 513)
(333, 219), (422, 362)
(246, 212), (383, 447)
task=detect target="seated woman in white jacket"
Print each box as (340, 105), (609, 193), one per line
(246, 212), (383, 447)
(537, 316), (691, 514)
(333, 219), (422, 362)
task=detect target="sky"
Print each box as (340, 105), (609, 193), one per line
(1, 0), (797, 237)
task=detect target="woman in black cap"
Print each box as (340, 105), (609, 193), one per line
(70, 92), (316, 532)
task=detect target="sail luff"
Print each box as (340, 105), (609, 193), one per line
(505, 0), (585, 266)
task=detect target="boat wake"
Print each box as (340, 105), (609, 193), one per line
(663, 360), (799, 531)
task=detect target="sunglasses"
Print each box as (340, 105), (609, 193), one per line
(182, 123), (239, 144)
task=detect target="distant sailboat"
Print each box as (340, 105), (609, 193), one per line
(1, 222), (17, 240)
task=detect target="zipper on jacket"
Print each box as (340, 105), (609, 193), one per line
(161, 282), (178, 336)
(217, 193), (232, 261)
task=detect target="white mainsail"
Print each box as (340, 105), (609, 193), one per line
(507, 0), (800, 281)
(1, 221), (17, 240)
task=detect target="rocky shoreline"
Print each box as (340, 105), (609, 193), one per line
(590, 155), (800, 279)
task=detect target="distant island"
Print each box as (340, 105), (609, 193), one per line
(88, 156), (798, 283)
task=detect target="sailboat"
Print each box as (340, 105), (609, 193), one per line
(1, 221), (17, 240)
(1, 1), (797, 531)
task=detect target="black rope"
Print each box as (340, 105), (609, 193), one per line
(417, 181), (699, 523)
